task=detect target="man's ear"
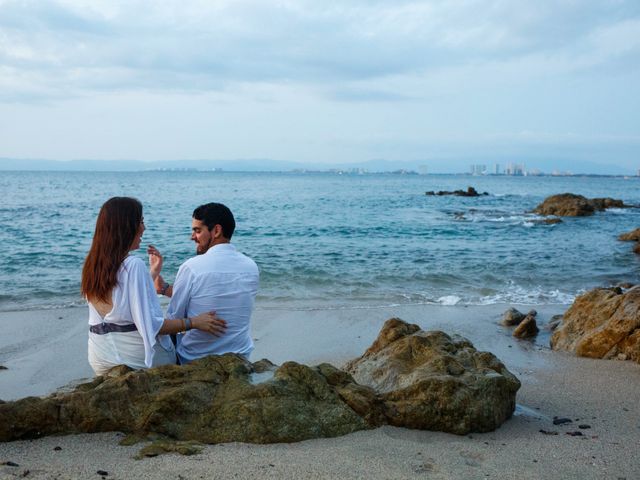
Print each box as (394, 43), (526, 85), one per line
(212, 224), (223, 239)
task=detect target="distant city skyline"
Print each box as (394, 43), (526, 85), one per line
(0, 1), (639, 173)
(1, 157), (638, 176)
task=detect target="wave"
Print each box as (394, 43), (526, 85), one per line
(436, 295), (462, 306)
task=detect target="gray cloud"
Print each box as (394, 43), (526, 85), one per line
(0, 0), (639, 101)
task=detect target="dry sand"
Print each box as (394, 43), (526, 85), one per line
(1, 302), (639, 479)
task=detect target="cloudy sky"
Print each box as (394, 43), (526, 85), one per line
(0, 0), (639, 172)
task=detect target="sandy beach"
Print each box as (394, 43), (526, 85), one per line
(1, 302), (639, 479)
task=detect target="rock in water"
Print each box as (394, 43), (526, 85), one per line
(590, 198), (625, 210)
(425, 187), (488, 197)
(533, 193), (595, 216)
(513, 314), (539, 339)
(533, 193), (627, 217)
(0, 355), (370, 443)
(501, 308), (526, 326)
(550, 286), (640, 363)
(546, 315), (564, 331)
(618, 228), (640, 255)
(618, 228), (640, 242)
(345, 318), (521, 434)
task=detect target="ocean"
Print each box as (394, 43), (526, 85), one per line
(0, 171), (639, 312)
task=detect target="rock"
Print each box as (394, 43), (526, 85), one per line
(618, 228), (640, 242)
(0, 319), (520, 442)
(0, 365), (7, 370)
(501, 308), (536, 327)
(501, 308), (526, 326)
(552, 417), (572, 425)
(550, 286), (640, 363)
(578, 424), (591, 429)
(425, 187), (488, 197)
(546, 315), (563, 331)
(533, 193), (627, 217)
(590, 198), (625, 210)
(529, 218), (563, 225)
(513, 315), (539, 339)
(345, 318), (520, 434)
(96, 470), (109, 476)
(533, 193), (594, 216)
(0, 354), (370, 443)
(134, 440), (203, 460)
(618, 228), (640, 255)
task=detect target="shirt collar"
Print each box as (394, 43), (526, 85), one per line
(205, 243), (236, 255)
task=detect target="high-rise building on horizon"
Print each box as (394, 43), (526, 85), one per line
(505, 162), (525, 176)
(470, 164), (486, 175)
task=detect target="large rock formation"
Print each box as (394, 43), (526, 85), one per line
(0, 355), (369, 443)
(533, 193), (626, 217)
(551, 287), (640, 363)
(0, 319), (521, 442)
(345, 318), (521, 434)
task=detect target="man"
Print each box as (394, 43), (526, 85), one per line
(154, 202), (259, 363)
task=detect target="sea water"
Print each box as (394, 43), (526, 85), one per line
(0, 171), (639, 311)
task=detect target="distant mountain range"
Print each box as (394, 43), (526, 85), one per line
(0, 157), (636, 175)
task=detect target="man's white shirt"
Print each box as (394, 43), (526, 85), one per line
(167, 243), (259, 362)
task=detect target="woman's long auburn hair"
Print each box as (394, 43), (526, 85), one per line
(81, 197), (143, 303)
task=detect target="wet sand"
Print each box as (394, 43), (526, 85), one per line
(1, 302), (639, 479)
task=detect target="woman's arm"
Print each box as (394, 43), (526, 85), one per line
(158, 311), (227, 336)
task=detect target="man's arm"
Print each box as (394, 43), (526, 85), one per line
(165, 264), (193, 320)
(154, 274), (174, 297)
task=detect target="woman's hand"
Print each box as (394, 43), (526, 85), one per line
(191, 311), (227, 337)
(147, 245), (163, 280)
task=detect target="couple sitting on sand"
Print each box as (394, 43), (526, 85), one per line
(81, 197), (259, 376)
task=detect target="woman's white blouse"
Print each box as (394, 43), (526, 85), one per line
(88, 255), (172, 368)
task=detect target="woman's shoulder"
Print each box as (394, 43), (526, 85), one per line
(122, 255), (147, 274)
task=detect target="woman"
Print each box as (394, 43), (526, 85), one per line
(81, 197), (225, 375)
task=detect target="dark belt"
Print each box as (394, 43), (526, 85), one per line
(89, 323), (138, 335)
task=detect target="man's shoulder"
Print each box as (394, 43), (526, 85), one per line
(176, 255), (200, 277)
(229, 249), (259, 273)
(189, 246), (258, 275)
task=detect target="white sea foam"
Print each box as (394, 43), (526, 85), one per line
(478, 287), (577, 306)
(607, 208), (631, 215)
(437, 295), (461, 306)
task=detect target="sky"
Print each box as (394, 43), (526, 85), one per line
(0, 0), (639, 173)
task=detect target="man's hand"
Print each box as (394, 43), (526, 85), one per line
(191, 311), (227, 337)
(147, 245), (163, 280)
